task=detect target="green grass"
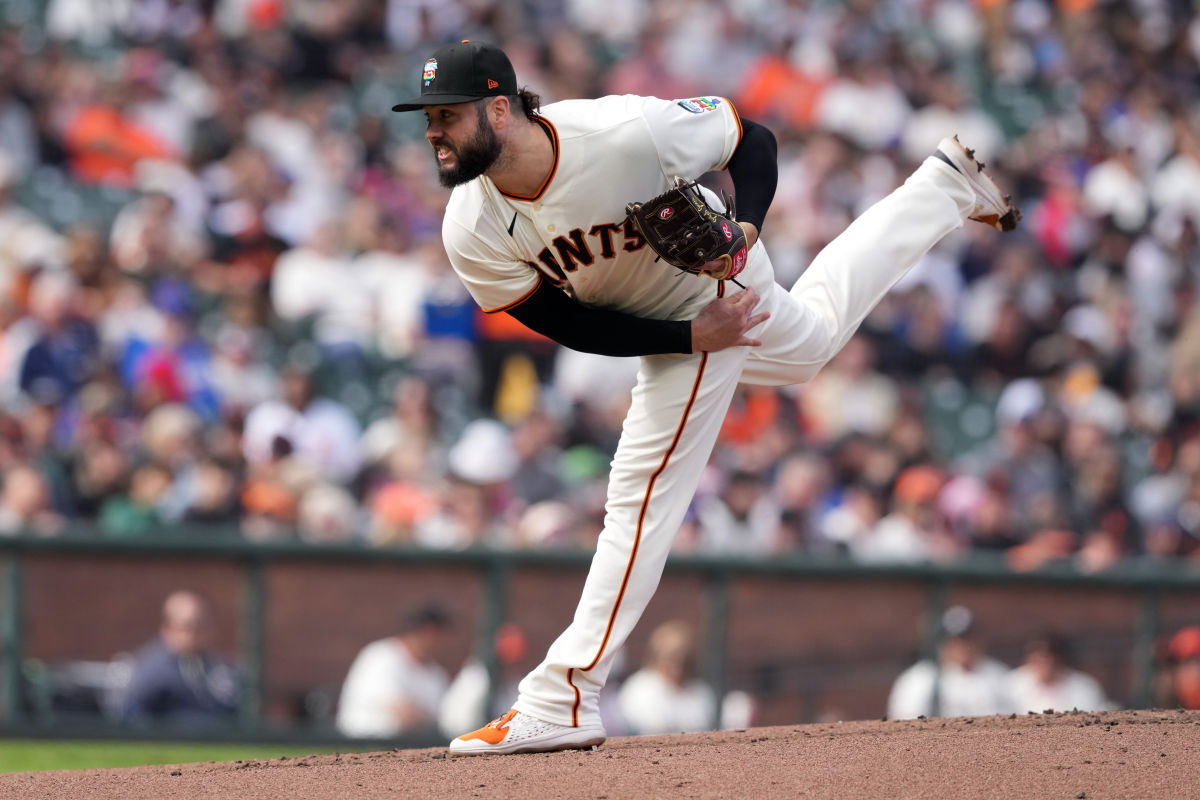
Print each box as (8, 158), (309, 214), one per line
(0, 740), (340, 773)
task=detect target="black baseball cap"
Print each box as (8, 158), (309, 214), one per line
(391, 40), (517, 112)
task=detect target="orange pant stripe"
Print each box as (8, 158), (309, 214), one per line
(567, 351), (710, 725)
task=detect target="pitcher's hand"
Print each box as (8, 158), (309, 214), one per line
(700, 222), (759, 277)
(690, 285), (770, 353)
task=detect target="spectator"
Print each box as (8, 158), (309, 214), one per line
(269, 218), (371, 357)
(60, 78), (177, 188)
(109, 185), (206, 275)
(238, 457), (312, 543)
(771, 451), (833, 553)
(0, 462), (65, 536)
(1151, 123), (1200, 232)
(959, 239), (1054, 354)
(819, 479), (886, 557)
(414, 419), (516, 550)
(511, 500), (590, 550)
(69, 440), (130, 519)
(900, 67), (1004, 166)
(336, 604), (453, 739)
(119, 282), (219, 422)
(0, 154), (66, 275)
(1160, 627), (1200, 711)
(179, 457), (240, 526)
(694, 469), (782, 557)
(296, 482), (361, 545)
(360, 375), (441, 474)
(0, 74), (37, 182)
(887, 606), (1013, 720)
(508, 409), (567, 507)
(617, 620), (718, 736)
(814, 53), (910, 152)
(797, 335), (899, 443)
(854, 465), (960, 563)
(136, 402), (205, 525)
(362, 378), (442, 546)
(963, 378), (1066, 536)
(99, 463), (171, 538)
(949, 475), (1023, 554)
(354, 226), (431, 362)
(120, 590), (241, 726)
(1082, 145), (1149, 234)
(208, 323), (280, 417)
(242, 366), (362, 485)
(1006, 633), (1113, 714)
(18, 271), (101, 405)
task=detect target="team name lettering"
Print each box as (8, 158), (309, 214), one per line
(588, 223), (621, 259)
(553, 229), (595, 272)
(622, 218), (647, 252)
(532, 220), (650, 276)
(536, 249), (568, 283)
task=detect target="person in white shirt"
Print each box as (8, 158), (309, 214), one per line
(888, 606), (1013, 720)
(694, 469), (782, 557)
(335, 605), (453, 739)
(618, 620), (716, 735)
(241, 366), (363, 485)
(1006, 634), (1113, 714)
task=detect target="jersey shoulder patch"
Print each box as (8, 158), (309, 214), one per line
(676, 96), (724, 114)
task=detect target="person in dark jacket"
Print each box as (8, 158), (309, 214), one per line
(121, 590), (240, 726)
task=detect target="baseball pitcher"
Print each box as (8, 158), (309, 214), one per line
(391, 40), (1019, 756)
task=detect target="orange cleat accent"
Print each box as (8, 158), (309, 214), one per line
(456, 709), (517, 745)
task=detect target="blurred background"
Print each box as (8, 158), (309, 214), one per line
(1, 0), (1200, 752)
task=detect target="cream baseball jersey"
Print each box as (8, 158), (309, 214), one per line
(442, 94), (743, 321)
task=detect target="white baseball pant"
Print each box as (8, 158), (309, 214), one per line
(513, 156), (977, 728)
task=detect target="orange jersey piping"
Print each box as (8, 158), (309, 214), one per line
(480, 280), (542, 314)
(498, 116), (559, 202)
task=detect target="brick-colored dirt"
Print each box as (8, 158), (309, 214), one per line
(4, 710), (1198, 799)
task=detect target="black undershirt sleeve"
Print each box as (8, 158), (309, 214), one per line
(499, 121), (774, 358)
(504, 279), (693, 357)
(726, 116), (778, 233)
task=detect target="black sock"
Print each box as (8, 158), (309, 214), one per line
(933, 149), (961, 174)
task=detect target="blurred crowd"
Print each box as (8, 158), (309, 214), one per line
(1, 0), (1199, 572)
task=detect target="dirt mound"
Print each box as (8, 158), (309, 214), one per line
(4, 709), (1198, 799)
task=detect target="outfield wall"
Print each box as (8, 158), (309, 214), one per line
(3, 537), (1199, 741)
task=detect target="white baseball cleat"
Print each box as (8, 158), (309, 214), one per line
(448, 709), (607, 756)
(934, 135), (1021, 232)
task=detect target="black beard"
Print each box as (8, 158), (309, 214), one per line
(437, 109), (503, 188)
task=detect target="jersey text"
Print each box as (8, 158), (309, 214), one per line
(533, 222), (650, 277)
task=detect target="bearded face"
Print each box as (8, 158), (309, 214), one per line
(433, 101), (503, 188)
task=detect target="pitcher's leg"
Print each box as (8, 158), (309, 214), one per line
(513, 347), (746, 728)
(740, 155), (978, 387)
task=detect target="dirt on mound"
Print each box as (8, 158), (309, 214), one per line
(3, 709), (1198, 800)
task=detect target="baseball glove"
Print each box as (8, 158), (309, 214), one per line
(625, 177), (749, 282)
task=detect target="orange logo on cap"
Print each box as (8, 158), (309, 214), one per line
(487, 79), (499, 89)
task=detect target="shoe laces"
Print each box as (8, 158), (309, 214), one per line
(486, 710), (517, 730)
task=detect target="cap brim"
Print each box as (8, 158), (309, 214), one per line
(391, 93), (486, 112)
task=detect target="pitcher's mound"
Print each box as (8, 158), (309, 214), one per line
(4, 709), (1198, 799)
